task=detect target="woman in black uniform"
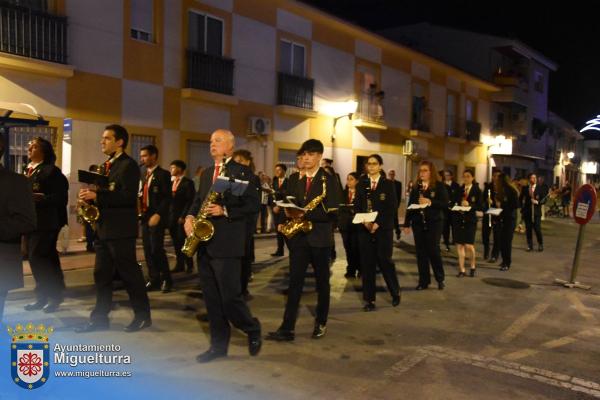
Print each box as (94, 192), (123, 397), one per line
(339, 172), (360, 279)
(23, 137), (69, 313)
(452, 169), (482, 277)
(355, 155), (400, 311)
(403, 160), (449, 290)
(494, 172), (519, 271)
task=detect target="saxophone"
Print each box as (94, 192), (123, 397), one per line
(281, 175), (327, 239)
(77, 164), (102, 231)
(181, 159), (227, 257)
(181, 191), (220, 257)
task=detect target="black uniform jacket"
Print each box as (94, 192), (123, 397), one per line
(285, 167), (342, 249)
(0, 166), (36, 291)
(187, 159), (260, 258)
(26, 163), (68, 231)
(95, 153), (141, 240)
(354, 176), (398, 231)
(404, 181), (449, 228)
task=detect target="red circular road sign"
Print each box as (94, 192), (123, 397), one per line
(573, 184), (598, 225)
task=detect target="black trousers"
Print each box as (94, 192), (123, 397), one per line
(442, 210), (452, 246)
(241, 220), (255, 294)
(85, 222), (96, 251)
(91, 238), (150, 323)
(198, 253), (260, 352)
(282, 242), (331, 331)
(359, 228), (399, 303)
(142, 221), (171, 284)
(169, 222), (193, 270)
(524, 213), (543, 247)
(27, 230), (65, 302)
(413, 222), (445, 286)
(340, 228), (360, 275)
(500, 218), (515, 267)
(0, 290), (7, 322)
(393, 209), (401, 237)
(259, 205), (269, 232)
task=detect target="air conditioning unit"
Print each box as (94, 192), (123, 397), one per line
(403, 139), (414, 155)
(248, 117), (271, 136)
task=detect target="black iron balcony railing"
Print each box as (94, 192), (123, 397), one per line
(0, 1), (67, 64)
(465, 120), (481, 142)
(277, 72), (314, 110)
(411, 108), (432, 132)
(186, 49), (234, 96)
(445, 116), (481, 142)
(356, 89), (385, 124)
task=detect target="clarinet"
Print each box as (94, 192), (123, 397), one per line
(417, 179), (428, 231)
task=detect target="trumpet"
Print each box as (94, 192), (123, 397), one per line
(281, 176), (327, 239)
(77, 199), (100, 231)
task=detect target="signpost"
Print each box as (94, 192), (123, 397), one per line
(554, 184), (597, 290)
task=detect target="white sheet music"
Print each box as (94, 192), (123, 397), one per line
(407, 203), (429, 210)
(452, 206), (472, 212)
(352, 212), (378, 224)
(485, 208), (503, 216)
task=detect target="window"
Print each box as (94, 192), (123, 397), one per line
(188, 11), (224, 56)
(131, 134), (155, 163)
(534, 71), (544, 93)
(465, 98), (475, 122)
(7, 126), (57, 173)
(279, 40), (305, 77)
(446, 93), (457, 135)
(6, 0), (48, 11)
(131, 0), (154, 42)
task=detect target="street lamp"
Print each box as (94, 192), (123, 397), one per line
(330, 100), (358, 163)
(567, 151), (575, 160)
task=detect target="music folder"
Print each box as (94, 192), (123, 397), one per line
(352, 211), (378, 224)
(78, 170), (109, 188)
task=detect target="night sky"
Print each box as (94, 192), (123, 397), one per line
(302, 0), (599, 131)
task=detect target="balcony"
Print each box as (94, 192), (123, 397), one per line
(353, 89), (387, 130)
(446, 116), (482, 143)
(0, 2), (73, 77)
(183, 50), (236, 105)
(276, 72), (317, 119)
(410, 108), (433, 138)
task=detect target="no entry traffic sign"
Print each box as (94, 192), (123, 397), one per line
(573, 184), (597, 225)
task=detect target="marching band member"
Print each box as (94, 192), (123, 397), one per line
(451, 170), (482, 277)
(355, 155), (400, 311)
(184, 129), (262, 363)
(77, 125), (151, 333)
(403, 161), (449, 290)
(23, 137), (69, 313)
(339, 172), (360, 279)
(266, 139), (342, 341)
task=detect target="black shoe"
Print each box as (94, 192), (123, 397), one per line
(124, 317), (152, 332)
(161, 280), (173, 293)
(456, 271), (466, 278)
(312, 324), (327, 339)
(500, 265), (510, 271)
(395, 232), (401, 241)
(363, 302), (376, 312)
(265, 329), (295, 342)
(483, 252), (490, 261)
(344, 271), (356, 279)
(42, 300), (62, 313)
(145, 281), (161, 291)
(526, 247), (533, 252)
(469, 268), (476, 277)
(538, 245), (544, 252)
(186, 265), (194, 274)
(24, 300), (47, 311)
(487, 257), (497, 263)
(270, 252), (284, 257)
(415, 284), (429, 291)
(75, 321), (109, 333)
(392, 295), (401, 307)
(445, 246), (451, 252)
(196, 349), (227, 363)
(438, 282), (445, 290)
(248, 335), (262, 356)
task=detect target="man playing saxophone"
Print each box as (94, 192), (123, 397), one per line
(266, 139), (342, 342)
(183, 129), (262, 363)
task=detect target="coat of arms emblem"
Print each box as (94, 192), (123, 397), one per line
(8, 323), (53, 390)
